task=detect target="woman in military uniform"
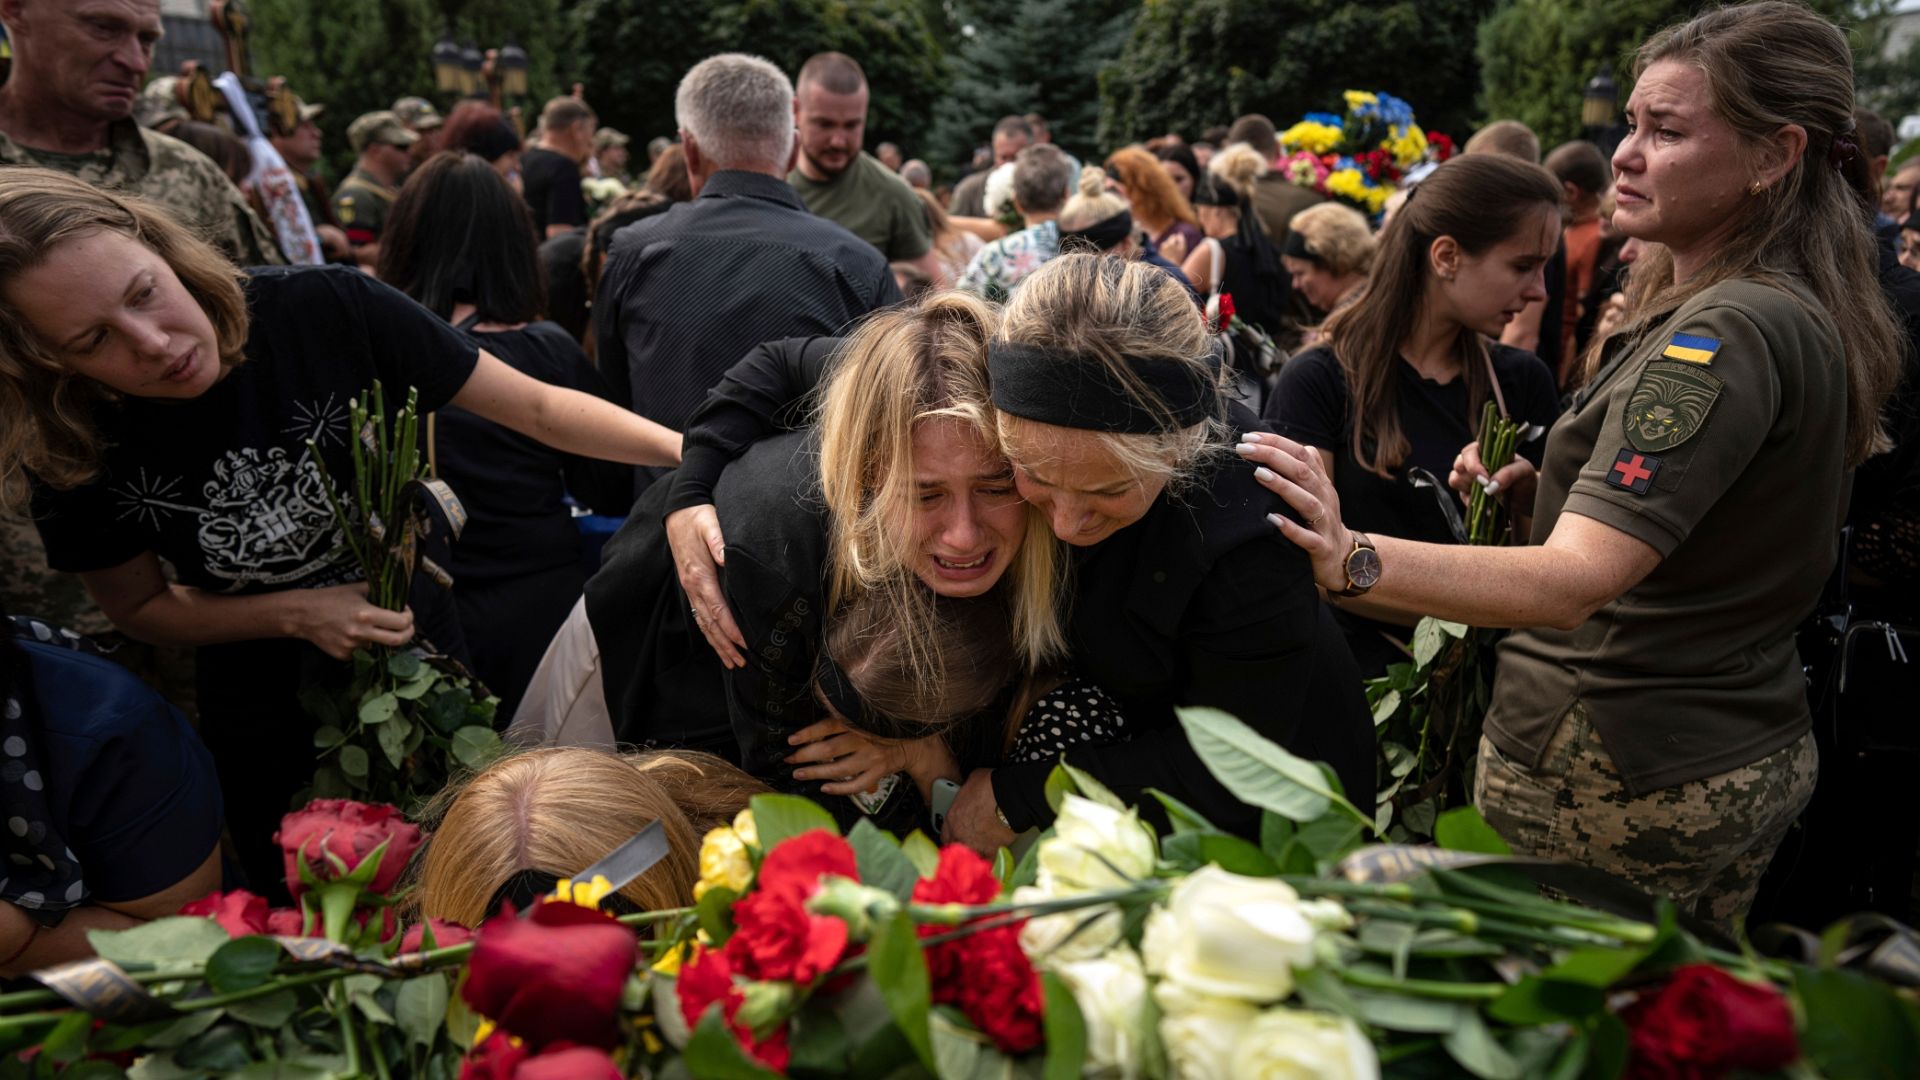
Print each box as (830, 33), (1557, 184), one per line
(1240, 1), (1904, 922)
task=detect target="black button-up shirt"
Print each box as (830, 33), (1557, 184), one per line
(593, 170), (900, 495)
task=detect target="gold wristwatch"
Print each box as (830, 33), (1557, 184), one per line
(1332, 532), (1381, 597)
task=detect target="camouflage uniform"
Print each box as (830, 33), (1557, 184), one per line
(332, 165), (396, 245)
(0, 119), (275, 709)
(0, 120), (285, 267)
(1474, 709), (1817, 925)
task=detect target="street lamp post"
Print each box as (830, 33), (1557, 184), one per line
(1582, 63), (1623, 159)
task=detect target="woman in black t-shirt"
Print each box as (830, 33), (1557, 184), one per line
(378, 152), (634, 722)
(1260, 155), (1563, 675)
(0, 168), (680, 891)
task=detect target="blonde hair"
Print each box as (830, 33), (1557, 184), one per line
(413, 748), (765, 928)
(1207, 143), (1268, 201)
(1059, 166), (1129, 233)
(1287, 202), (1376, 277)
(1606, 1), (1901, 466)
(814, 291), (1066, 684)
(0, 168), (249, 512)
(995, 253), (1229, 495)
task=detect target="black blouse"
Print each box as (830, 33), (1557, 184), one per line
(667, 338), (1376, 836)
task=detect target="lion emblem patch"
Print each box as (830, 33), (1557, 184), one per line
(1624, 359), (1724, 454)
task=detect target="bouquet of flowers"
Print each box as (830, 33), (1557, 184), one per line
(1279, 90), (1456, 217)
(4, 708), (1914, 1079)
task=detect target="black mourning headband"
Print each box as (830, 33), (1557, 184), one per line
(988, 340), (1221, 434)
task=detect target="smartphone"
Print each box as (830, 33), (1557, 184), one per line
(929, 778), (962, 836)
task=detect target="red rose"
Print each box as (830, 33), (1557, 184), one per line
(515, 1046), (623, 1080)
(1429, 132), (1456, 162)
(400, 918), (476, 953)
(275, 799), (425, 897)
(462, 898), (638, 1050)
(912, 846), (1043, 1054)
(265, 907), (310, 936)
(725, 890), (848, 986)
(1215, 292), (1237, 332)
(458, 1031), (529, 1080)
(180, 890), (269, 938)
(754, 830), (858, 905)
(679, 946), (792, 1074)
(1623, 965), (1799, 1080)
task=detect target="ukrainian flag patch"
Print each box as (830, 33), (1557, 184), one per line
(1662, 332), (1721, 365)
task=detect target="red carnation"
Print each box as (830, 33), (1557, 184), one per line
(458, 1031), (529, 1080)
(679, 946), (792, 1074)
(912, 846), (1044, 1054)
(1429, 131), (1456, 162)
(754, 830), (858, 906)
(265, 907), (309, 936)
(1215, 292), (1237, 332)
(1623, 965), (1799, 1080)
(180, 890), (269, 938)
(516, 1046), (623, 1080)
(275, 799), (425, 898)
(400, 918), (475, 954)
(724, 889), (848, 986)
(462, 898), (638, 1050)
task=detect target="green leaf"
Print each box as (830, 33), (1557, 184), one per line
(1043, 764), (1074, 815)
(1145, 788), (1219, 835)
(1795, 966), (1920, 1079)
(1586, 1013), (1630, 1080)
(205, 935), (283, 995)
(1442, 1010), (1522, 1080)
(1412, 618), (1469, 667)
(387, 652), (422, 680)
(1347, 990), (1471, 1034)
(395, 974), (450, 1049)
(377, 712), (411, 769)
(1059, 760), (1123, 810)
(1488, 976), (1605, 1026)
(89, 917), (230, 971)
(685, 1009), (785, 1079)
(870, 910), (935, 1072)
(1434, 807), (1513, 856)
(338, 744), (370, 779)
(749, 792), (840, 849)
(931, 1010), (982, 1080)
(1159, 831), (1279, 876)
(1009, 829), (1047, 890)
(992, 847), (1015, 890)
(311, 725), (347, 751)
(174, 1023), (254, 1072)
(39, 1011), (92, 1065)
(848, 818), (920, 901)
(425, 686), (472, 735)
(358, 691), (400, 726)
(900, 831), (941, 877)
(787, 1001), (851, 1075)
(1371, 689), (1402, 725)
(1258, 811), (1295, 860)
(144, 1010), (223, 1050)
(1175, 706), (1366, 827)
(696, 885), (738, 947)
(393, 671), (438, 701)
(1040, 972), (1087, 1080)
(224, 989), (299, 1028)
(449, 725), (501, 770)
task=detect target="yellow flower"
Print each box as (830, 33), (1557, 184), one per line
(1386, 124), (1428, 167)
(651, 941), (691, 976)
(1344, 90), (1378, 111)
(694, 824), (754, 901)
(471, 1018), (521, 1050)
(1279, 121), (1342, 156)
(548, 873), (617, 910)
(1324, 169), (1390, 214)
(731, 809), (758, 850)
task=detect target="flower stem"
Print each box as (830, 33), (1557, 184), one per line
(334, 983), (362, 1078)
(1338, 966), (1506, 1001)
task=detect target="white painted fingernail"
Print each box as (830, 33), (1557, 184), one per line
(1235, 442), (1257, 454)
(1266, 513), (1287, 528)
(1484, 480), (1501, 495)
(1255, 466), (1276, 482)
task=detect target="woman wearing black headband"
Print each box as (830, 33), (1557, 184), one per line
(1259, 154), (1563, 676)
(1057, 167), (1198, 298)
(661, 254), (1375, 847)
(1180, 145), (1291, 341)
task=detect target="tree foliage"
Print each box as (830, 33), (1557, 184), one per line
(924, 0), (1135, 169)
(1478, 0), (1884, 150)
(1098, 0), (1496, 152)
(253, 0), (571, 177)
(574, 0), (948, 154)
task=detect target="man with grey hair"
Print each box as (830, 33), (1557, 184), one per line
(594, 52), (899, 497)
(955, 143), (1073, 302)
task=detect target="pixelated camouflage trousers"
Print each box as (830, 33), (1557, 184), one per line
(1473, 703), (1817, 926)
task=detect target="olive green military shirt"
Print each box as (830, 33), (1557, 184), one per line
(789, 151), (933, 262)
(334, 166), (396, 244)
(1486, 277), (1847, 795)
(0, 120), (284, 267)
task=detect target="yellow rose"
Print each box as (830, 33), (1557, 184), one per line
(693, 824), (753, 901)
(731, 808), (758, 849)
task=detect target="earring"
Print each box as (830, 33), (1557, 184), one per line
(1748, 181), (1765, 196)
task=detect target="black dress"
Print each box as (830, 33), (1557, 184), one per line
(666, 338), (1377, 837)
(437, 320), (629, 720)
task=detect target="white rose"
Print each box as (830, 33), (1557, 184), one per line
(1154, 980), (1259, 1080)
(1141, 866), (1319, 1003)
(1036, 794), (1157, 894)
(1053, 947), (1153, 1080)
(1014, 884), (1124, 964)
(1229, 1008), (1379, 1080)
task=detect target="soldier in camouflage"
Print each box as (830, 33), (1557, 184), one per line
(0, 0), (280, 704)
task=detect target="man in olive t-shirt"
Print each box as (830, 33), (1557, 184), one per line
(787, 51), (945, 285)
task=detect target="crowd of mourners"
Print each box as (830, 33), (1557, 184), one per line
(0, 0), (1915, 972)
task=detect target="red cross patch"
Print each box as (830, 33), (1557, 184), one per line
(1606, 448), (1661, 494)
